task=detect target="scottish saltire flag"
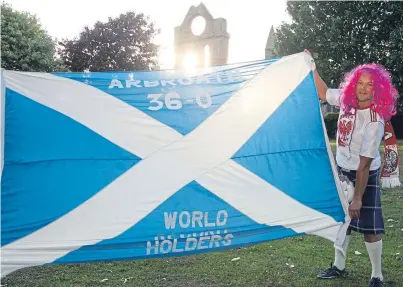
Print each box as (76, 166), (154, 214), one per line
(0, 52), (349, 277)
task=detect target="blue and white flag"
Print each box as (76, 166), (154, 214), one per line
(0, 52), (349, 277)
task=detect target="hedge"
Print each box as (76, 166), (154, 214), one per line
(391, 115), (403, 139)
(324, 112), (339, 139)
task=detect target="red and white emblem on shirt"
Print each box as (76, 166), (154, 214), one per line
(338, 114), (354, 147)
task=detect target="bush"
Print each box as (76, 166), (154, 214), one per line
(391, 115), (403, 139)
(324, 112), (339, 139)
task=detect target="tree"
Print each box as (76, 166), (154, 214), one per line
(58, 12), (159, 72)
(1, 3), (66, 72)
(273, 1), (403, 113)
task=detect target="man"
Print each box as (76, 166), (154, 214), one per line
(305, 50), (399, 287)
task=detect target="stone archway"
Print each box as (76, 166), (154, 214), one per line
(174, 3), (230, 69)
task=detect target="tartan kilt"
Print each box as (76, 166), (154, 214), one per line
(338, 166), (385, 234)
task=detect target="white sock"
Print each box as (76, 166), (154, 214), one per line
(365, 240), (383, 281)
(334, 235), (351, 270)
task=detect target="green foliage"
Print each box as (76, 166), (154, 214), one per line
(58, 12), (159, 72)
(324, 112), (339, 139)
(1, 3), (66, 72)
(273, 1), (403, 114)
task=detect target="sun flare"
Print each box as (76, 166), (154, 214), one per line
(183, 53), (198, 70)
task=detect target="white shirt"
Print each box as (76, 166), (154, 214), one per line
(326, 89), (384, 171)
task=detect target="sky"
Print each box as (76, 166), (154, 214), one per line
(6, 0), (291, 69)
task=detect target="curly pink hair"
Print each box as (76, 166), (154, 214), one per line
(339, 63), (398, 121)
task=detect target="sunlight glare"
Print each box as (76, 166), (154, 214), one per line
(183, 53), (198, 70)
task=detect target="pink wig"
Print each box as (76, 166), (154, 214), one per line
(339, 63), (398, 121)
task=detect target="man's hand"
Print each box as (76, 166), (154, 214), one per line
(349, 199), (362, 219)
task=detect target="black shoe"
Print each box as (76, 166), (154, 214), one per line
(317, 262), (347, 279)
(369, 277), (384, 287)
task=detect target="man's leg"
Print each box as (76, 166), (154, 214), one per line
(317, 230), (350, 279)
(317, 167), (354, 279)
(364, 234), (383, 281)
(333, 230), (351, 270)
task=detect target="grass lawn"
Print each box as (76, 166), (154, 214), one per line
(2, 142), (403, 287)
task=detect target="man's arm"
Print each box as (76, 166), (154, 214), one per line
(312, 69), (328, 102)
(304, 49), (328, 101)
(349, 121), (384, 219)
(349, 156), (373, 219)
